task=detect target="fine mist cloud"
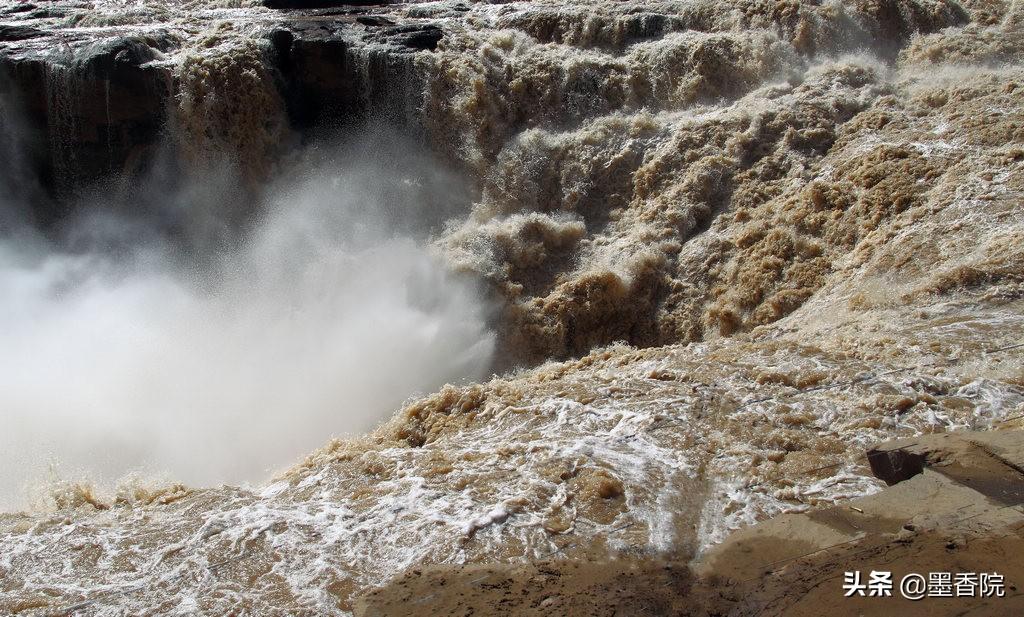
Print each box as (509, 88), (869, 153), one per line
(0, 129), (494, 510)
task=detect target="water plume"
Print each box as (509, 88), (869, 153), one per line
(0, 130), (494, 510)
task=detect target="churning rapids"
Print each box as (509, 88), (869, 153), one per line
(1, 0), (1023, 614)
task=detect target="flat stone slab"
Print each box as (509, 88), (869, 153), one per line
(700, 429), (1024, 581)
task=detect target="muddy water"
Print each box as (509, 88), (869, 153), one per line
(1, 0), (1023, 614)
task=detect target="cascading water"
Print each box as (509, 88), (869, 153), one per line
(43, 61), (84, 189)
(0, 0), (1022, 614)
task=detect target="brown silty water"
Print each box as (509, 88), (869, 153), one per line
(1, 0), (1023, 614)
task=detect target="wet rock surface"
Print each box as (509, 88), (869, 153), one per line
(1, 0), (1022, 614)
(355, 430), (1024, 616)
(264, 0), (392, 9)
(0, 23), (44, 40)
(0, 1), (442, 206)
(694, 430), (1024, 615)
(0, 31), (174, 216)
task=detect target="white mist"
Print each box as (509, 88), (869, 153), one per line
(0, 140), (494, 510)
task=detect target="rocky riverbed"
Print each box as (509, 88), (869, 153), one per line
(1, 0), (1022, 614)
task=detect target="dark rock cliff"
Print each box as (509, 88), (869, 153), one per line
(0, 9), (443, 221)
(1, 34), (174, 220)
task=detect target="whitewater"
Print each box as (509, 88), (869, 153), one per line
(0, 0), (1022, 614)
